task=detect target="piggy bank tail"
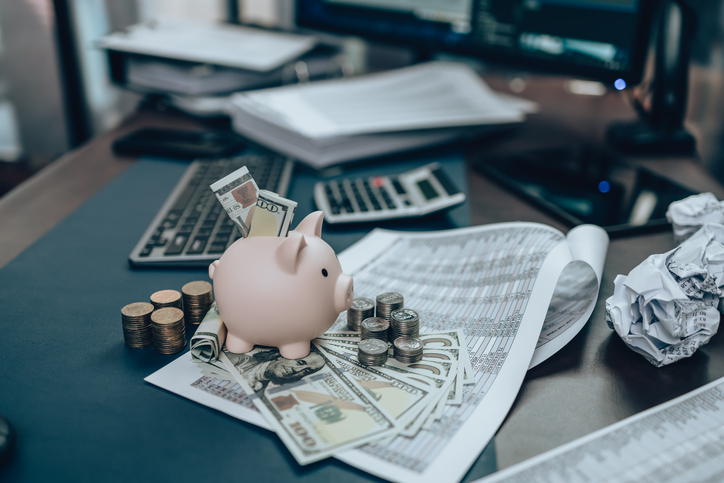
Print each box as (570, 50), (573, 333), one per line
(208, 260), (220, 280)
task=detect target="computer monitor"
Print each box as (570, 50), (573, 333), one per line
(296, 0), (656, 85)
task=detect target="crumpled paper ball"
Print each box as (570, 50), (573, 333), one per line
(605, 224), (724, 367)
(666, 192), (724, 244)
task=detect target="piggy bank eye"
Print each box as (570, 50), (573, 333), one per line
(322, 268), (328, 277)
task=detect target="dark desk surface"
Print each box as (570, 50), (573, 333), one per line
(3, 72), (724, 478)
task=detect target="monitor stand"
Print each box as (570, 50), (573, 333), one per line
(607, 0), (696, 155)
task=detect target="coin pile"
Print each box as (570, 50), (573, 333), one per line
(151, 307), (187, 354)
(150, 289), (182, 310)
(376, 292), (404, 322)
(393, 336), (423, 363)
(121, 302), (154, 348)
(347, 298), (375, 331)
(361, 317), (390, 342)
(358, 338), (389, 366)
(390, 308), (420, 340)
(182, 281), (213, 324)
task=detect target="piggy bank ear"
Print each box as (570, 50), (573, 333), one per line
(209, 260), (220, 280)
(294, 211), (324, 238)
(276, 233), (307, 274)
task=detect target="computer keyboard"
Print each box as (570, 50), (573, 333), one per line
(129, 153), (294, 267)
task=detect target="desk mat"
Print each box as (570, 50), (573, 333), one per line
(0, 151), (495, 482)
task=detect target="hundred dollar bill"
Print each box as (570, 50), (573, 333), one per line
(210, 166), (259, 237)
(248, 190), (297, 237)
(190, 302), (227, 363)
(316, 339), (453, 437)
(315, 342), (435, 429)
(319, 331), (475, 384)
(321, 330), (463, 346)
(219, 345), (398, 465)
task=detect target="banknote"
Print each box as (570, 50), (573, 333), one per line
(315, 342), (436, 429)
(418, 330), (474, 384)
(248, 190), (298, 237)
(316, 340), (455, 437)
(388, 358), (461, 406)
(321, 330), (462, 346)
(190, 302), (227, 363)
(219, 345), (398, 465)
(320, 330), (474, 384)
(210, 166), (259, 237)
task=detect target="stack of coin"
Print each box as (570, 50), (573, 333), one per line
(182, 281), (213, 324)
(150, 307), (187, 354)
(150, 289), (182, 310)
(393, 336), (424, 363)
(390, 308), (420, 340)
(358, 339), (389, 366)
(360, 317), (390, 342)
(376, 292), (404, 322)
(121, 302), (154, 348)
(347, 298), (375, 331)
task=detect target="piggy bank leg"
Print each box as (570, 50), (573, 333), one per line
(225, 333), (254, 354)
(278, 342), (311, 360)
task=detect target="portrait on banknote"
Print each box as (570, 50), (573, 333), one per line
(224, 348), (325, 392)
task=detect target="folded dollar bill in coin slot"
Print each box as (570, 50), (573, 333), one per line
(210, 166), (259, 238)
(248, 190), (298, 237)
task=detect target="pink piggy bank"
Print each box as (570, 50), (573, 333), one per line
(208, 211), (353, 359)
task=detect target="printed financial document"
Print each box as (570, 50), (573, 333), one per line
(476, 374), (724, 482)
(147, 222), (608, 482)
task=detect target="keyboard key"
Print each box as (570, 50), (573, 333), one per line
(139, 245), (154, 257)
(167, 209), (184, 221)
(208, 243), (227, 254)
(186, 237), (209, 254)
(213, 232), (229, 242)
(164, 234), (190, 255)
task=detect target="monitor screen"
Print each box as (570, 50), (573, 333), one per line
(296, 0), (656, 84)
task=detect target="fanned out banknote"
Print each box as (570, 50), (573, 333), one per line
(218, 345), (398, 465)
(189, 329), (472, 463)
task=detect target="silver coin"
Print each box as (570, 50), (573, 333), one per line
(362, 317), (389, 332)
(392, 308), (418, 323)
(394, 336), (423, 352)
(376, 292), (404, 305)
(359, 338), (389, 355)
(351, 298), (375, 311)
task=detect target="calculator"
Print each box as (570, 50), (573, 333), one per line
(314, 162), (466, 224)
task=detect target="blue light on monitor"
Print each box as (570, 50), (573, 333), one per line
(598, 180), (611, 193)
(614, 78), (627, 90)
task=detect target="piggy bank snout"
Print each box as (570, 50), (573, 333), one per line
(334, 273), (354, 313)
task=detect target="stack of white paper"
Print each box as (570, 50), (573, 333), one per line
(99, 20), (317, 72)
(226, 62), (537, 167)
(125, 56), (285, 96)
